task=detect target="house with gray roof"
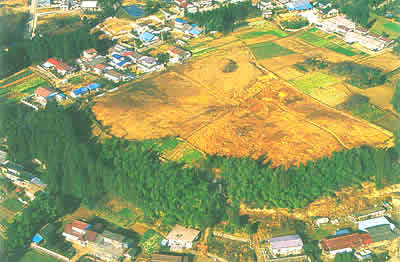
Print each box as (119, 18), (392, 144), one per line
(268, 234), (304, 257)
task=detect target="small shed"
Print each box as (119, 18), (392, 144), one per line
(32, 234), (43, 244)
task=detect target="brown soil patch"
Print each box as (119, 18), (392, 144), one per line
(93, 43), (391, 167)
(275, 36), (317, 54)
(258, 53), (305, 76)
(360, 51), (400, 72)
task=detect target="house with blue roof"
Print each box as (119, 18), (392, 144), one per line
(32, 234), (43, 244)
(70, 87), (89, 98)
(175, 18), (187, 30)
(139, 32), (160, 46)
(187, 27), (202, 37)
(287, 0), (312, 11)
(87, 83), (102, 92)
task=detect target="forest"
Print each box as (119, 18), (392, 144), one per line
(0, 102), (399, 230)
(185, 1), (259, 33)
(0, 18), (112, 79)
(392, 80), (400, 113)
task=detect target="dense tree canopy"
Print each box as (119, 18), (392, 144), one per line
(0, 102), (399, 231)
(186, 1), (259, 33)
(391, 81), (400, 113)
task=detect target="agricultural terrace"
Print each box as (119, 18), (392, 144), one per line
(93, 40), (391, 167)
(0, 69), (49, 102)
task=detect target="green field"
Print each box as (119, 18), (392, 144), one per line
(0, 73), (49, 100)
(338, 101), (387, 122)
(292, 72), (340, 94)
(1, 197), (24, 212)
(249, 42), (295, 59)
(18, 249), (60, 262)
(239, 29), (288, 39)
(0, 70), (33, 88)
(370, 15), (400, 39)
(299, 30), (360, 56)
(142, 137), (182, 155)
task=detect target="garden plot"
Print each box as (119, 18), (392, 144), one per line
(0, 70), (49, 101)
(291, 72), (341, 95)
(249, 41), (295, 60)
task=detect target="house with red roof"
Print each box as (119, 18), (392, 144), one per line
(34, 87), (57, 105)
(320, 232), (372, 255)
(43, 58), (73, 75)
(82, 48), (98, 61)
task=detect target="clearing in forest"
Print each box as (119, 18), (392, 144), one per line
(93, 41), (391, 167)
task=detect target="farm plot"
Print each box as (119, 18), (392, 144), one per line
(93, 42), (391, 167)
(359, 51), (400, 72)
(291, 72), (341, 95)
(299, 30), (362, 57)
(0, 71), (49, 101)
(370, 15), (400, 39)
(249, 41), (295, 60)
(258, 53), (306, 80)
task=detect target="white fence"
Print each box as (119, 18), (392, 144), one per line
(31, 243), (70, 262)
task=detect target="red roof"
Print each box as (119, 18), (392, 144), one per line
(85, 230), (97, 241)
(180, 2), (188, 7)
(122, 51), (133, 56)
(360, 233), (373, 245)
(34, 86), (55, 98)
(64, 224), (84, 239)
(47, 58), (72, 72)
(72, 220), (89, 231)
(320, 233), (368, 252)
(86, 48), (97, 55)
(94, 64), (106, 70)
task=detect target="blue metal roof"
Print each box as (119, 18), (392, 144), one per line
(87, 83), (101, 90)
(112, 54), (124, 60)
(335, 229), (351, 236)
(287, 0), (312, 10)
(73, 87), (89, 95)
(32, 234), (43, 243)
(189, 27), (201, 36)
(117, 60), (128, 67)
(140, 31), (155, 42)
(175, 18), (186, 24)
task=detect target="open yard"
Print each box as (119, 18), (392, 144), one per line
(18, 249), (60, 262)
(92, 40), (391, 167)
(249, 41), (295, 60)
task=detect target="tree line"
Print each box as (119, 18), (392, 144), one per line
(0, 102), (399, 230)
(185, 1), (259, 33)
(0, 19), (112, 79)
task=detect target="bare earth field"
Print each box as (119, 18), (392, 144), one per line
(93, 41), (391, 167)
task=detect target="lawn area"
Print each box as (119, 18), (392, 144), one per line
(249, 41), (294, 59)
(370, 14), (400, 39)
(1, 197), (24, 212)
(292, 72), (340, 95)
(142, 137), (183, 155)
(238, 29), (288, 39)
(179, 148), (204, 165)
(18, 249), (60, 262)
(299, 31), (360, 56)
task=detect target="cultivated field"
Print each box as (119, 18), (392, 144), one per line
(0, 69), (49, 102)
(93, 39), (391, 167)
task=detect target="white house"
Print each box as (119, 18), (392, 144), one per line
(104, 70), (123, 82)
(165, 225), (200, 250)
(268, 235), (304, 257)
(137, 56), (163, 73)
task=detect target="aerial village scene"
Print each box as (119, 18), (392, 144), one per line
(1, 0), (400, 261)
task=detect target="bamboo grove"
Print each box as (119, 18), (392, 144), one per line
(0, 102), (399, 228)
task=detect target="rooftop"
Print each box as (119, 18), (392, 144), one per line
(166, 225), (200, 243)
(269, 234), (303, 250)
(72, 220), (90, 231)
(151, 254), (189, 262)
(34, 86), (56, 98)
(366, 225), (398, 242)
(320, 233), (368, 252)
(358, 216), (394, 231)
(102, 230), (126, 243)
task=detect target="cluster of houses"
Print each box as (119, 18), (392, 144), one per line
(0, 160), (46, 201)
(173, 18), (202, 38)
(38, 0), (101, 11)
(70, 82), (102, 98)
(320, 216), (400, 257)
(42, 58), (75, 76)
(316, 15), (394, 51)
(61, 219), (135, 261)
